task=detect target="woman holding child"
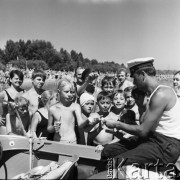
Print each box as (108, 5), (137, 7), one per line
(0, 69), (25, 134)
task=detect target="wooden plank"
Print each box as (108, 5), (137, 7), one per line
(0, 135), (101, 160)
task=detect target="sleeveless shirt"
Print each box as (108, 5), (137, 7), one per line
(148, 85), (180, 140)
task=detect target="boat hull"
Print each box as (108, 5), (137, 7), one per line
(0, 135), (103, 179)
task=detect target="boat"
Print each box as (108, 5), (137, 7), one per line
(0, 135), (105, 179)
(1, 135), (177, 179)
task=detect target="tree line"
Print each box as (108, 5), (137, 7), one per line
(0, 39), (177, 74)
(0, 39), (127, 73)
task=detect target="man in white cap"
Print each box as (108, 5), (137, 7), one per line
(100, 57), (180, 177)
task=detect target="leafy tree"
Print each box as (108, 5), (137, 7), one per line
(0, 49), (5, 64)
(4, 40), (19, 63)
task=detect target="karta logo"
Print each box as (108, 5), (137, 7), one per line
(108, 158), (180, 179)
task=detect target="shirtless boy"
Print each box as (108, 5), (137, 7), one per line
(22, 69), (46, 117)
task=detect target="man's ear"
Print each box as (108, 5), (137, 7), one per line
(141, 71), (147, 81)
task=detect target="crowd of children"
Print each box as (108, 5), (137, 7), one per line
(0, 67), (179, 153)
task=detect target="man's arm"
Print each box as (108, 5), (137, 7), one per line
(77, 73), (98, 96)
(104, 89), (168, 138)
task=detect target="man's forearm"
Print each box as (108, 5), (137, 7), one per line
(114, 121), (146, 137)
(77, 79), (90, 96)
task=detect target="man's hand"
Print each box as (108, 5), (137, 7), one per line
(103, 119), (117, 129)
(88, 72), (98, 82)
(95, 145), (104, 153)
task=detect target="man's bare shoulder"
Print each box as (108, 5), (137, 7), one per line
(151, 86), (176, 110)
(155, 86), (175, 99)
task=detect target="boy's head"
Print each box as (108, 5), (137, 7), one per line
(14, 96), (29, 115)
(117, 68), (127, 84)
(101, 76), (116, 96)
(124, 86), (135, 107)
(112, 90), (126, 110)
(75, 67), (84, 83)
(97, 91), (112, 112)
(32, 69), (46, 89)
(80, 92), (95, 115)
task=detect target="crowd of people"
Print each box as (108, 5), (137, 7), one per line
(0, 57), (180, 178)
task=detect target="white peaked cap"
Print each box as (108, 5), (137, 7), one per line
(127, 57), (154, 76)
(80, 92), (95, 106)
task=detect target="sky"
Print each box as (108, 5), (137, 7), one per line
(0, 0), (180, 70)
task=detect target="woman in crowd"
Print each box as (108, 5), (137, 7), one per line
(0, 69), (25, 134)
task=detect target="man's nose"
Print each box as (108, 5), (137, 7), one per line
(104, 103), (108, 108)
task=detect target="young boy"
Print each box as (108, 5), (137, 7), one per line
(6, 96), (31, 136)
(88, 91), (113, 146)
(93, 75), (116, 113)
(22, 69), (46, 118)
(124, 86), (139, 123)
(101, 76), (116, 96)
(95, 90), (137, 153)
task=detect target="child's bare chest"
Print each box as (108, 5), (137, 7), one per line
(53, 106), (75, 123)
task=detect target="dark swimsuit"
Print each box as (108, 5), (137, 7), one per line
(4, 90), (14, 102)
(1, 90), (15, 126)
(36, 111), (54, 140)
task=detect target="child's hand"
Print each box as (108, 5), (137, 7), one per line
(95, 145), (104, 153)
(54, 125), (60, 133)
(26, 132), (32, 138)
(88, 117), (99, 125)
(100, 116), (106, 124)
(9, 102), (18, 109)
(54, 121), (61, 133)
